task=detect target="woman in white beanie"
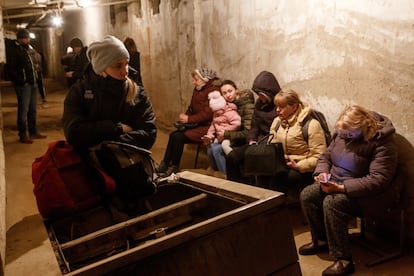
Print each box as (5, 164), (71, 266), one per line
(62, 35), (157, 151)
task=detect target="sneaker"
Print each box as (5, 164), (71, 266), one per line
(156, 161), (169, 174)
(30, 133), (47, 139)
(19, 136), (33, 144)
(165, 165), (179, 176)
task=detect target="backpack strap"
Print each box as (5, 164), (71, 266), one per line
(301, 115), (311, 142)
(274, 117), (311, 141)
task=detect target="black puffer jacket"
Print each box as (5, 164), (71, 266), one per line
(62, 64), (157, 150)
(247, 71), (281, 142)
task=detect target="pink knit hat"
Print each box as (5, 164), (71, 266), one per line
(208, 91), (226, 112)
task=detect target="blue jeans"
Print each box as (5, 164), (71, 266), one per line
(15, 83), (38, 138)
(207, 142), (226, 174)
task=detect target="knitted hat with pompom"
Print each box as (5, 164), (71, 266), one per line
(208, 91), (227, 112)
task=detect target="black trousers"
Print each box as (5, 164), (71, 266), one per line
(226, 144), (313, 192)
(256, 170), (313, 193)
(162, 130), (192, 166)
(37, 71), (46, 100)
(226, 144), (255, 185)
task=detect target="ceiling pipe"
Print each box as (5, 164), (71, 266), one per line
(2, 0), (138, 27)
(2, 0), (137, 11)
(3, 11), (46, 19)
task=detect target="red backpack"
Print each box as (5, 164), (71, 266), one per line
(32, 140), (116, 219)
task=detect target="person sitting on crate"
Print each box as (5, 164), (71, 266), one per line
(62, 35), (157, 216)
(299, 105), (399, 276)
(62, 35), (156, 151)
(225, 70), (280, 185)
(264, 89), (328, 193)
(156, 66), (220, 177)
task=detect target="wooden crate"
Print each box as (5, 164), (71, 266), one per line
(45, 171), (301, 275)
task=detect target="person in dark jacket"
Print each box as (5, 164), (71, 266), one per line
(299, 105), (398, 276)
(29, 45), (47, 104)
(62, 37), (89, 88)
(62, 35), (157, 151)
(123, 37), (143, 86)
(156, 66), (219, 176)
(8, 28), (46, 143)
(225, 71), (280, 184)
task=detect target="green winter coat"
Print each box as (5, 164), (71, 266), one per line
(223, 88), (255, 147)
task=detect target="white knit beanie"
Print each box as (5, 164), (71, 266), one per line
(87, 35), (130, 75)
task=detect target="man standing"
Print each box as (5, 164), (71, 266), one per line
(62, 37), (88, 88)
(8, 28), (46, 143)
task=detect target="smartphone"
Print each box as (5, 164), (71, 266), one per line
(319, 174), (331, 185)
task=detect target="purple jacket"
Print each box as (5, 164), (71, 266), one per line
(314, 112), (399, 218)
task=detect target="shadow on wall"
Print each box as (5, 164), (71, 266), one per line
(394, 133), (414, 249)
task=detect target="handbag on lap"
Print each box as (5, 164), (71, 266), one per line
(243, 134), (288, 176)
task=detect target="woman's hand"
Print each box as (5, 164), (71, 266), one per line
(202, 135), (213, 146)
(121, 123), (133, 133)
(178, 113), (189, 123)
(285, 155), (298, 169)
(315, 173), (346, 194)
(216, 130), (224, 142)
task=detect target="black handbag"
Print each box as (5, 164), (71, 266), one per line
(174, 121), (198, 131)
(243, 134), (288, 176)
(89, 141), (157, 212)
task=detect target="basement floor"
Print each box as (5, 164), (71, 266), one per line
(2, 79), (413, 275)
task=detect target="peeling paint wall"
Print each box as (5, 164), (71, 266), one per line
(193, 0), (414, 141)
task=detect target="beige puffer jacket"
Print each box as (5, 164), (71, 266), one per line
(269, 103), (327, 173)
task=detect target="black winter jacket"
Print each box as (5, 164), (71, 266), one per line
(247, 71), (280, 142)
(62, 64), (157, 150)
(7, 40), (37, 86)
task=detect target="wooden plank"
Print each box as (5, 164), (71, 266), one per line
(62, 214), (193, 266)
(60, 193), (208, 250)
(56, 194), (208, 266)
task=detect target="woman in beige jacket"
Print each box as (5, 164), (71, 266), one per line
(266, 89), (328, 193)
